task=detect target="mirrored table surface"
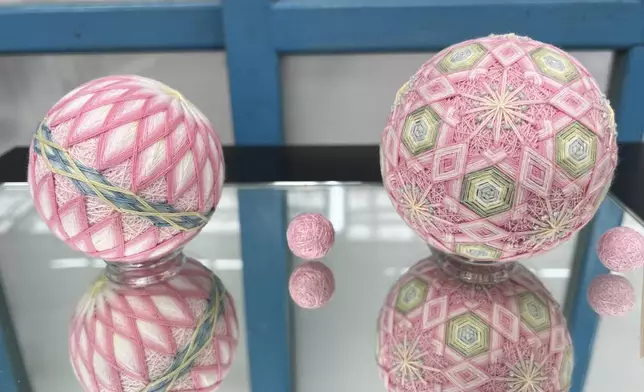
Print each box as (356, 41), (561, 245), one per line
(0, 182), (641, 392)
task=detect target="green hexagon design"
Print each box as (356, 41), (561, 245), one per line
(461, 167), (516, 218)
(446, 312), (490, 358)
(401, 106), (441, 156)
(556, 122), (597, 179)
(437, 43), (487, 74)
(530, 47), (580, 84)
(518, 292), (551, 332)
(395, 277), (428, 314)
(454, 243), (502, 261)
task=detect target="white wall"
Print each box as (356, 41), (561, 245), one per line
(0, 52), (235, 155)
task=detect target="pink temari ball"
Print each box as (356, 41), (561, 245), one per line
(377, 255), (574, 392)
(587, 274), (635, 316)
(380, 34), (618, 262)
(597, 227), (644, 272)
(287, 213), (335, 260)
(289, 261), (335, 309)
(28, 75), (225, 262)
(69, 258), (238, 392)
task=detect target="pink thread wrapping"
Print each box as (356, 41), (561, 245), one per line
(587, 274), (635, 316)
(69, 258), (238, 392)
(380, 34), (618, 262)
(377, 255), (574, 392)
(27, 75), (225, 262)
(286, 213), (335, 260)
(597, 227), (644, 272)
(289, 261), (335, 309)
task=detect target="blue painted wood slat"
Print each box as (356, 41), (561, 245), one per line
(271, 0), (641, 52)
(0, 3), (224, 53)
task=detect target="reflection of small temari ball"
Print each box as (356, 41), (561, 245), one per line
(287, 213), (335, 260)
(289, 261), (335, 309)
(597, 227), (644, 272)
(28, 76), (225, 262)
(69, 258), (238, 392)
(380, 34), (618, 262)
(587, 274), (635, 316)
(377, 255), (574, 392)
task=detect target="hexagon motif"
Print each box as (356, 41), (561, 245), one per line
(446, 312), (490, 358)
(401, 106), (441, 156)
(461, 167), (516, 218)
(395, 277), (428, 314)
(518, 292), (551, 332)
(437, 43), (487, 74)
(559, 346), (574, 389)
(454, 243), (502, 261)
(530, 47), (580, 84)
(556, 122), (597, 179)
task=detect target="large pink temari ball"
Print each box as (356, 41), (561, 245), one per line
(28, 75), (224, 262)
(69, 258), (238, 392)
(380, 34), (617, 262)
(377, 255), (574, 392)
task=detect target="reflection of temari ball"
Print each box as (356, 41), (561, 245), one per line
(69, 258), (238, 392)
(587, 274), (635, 316)
(380, 34), (617, 262)
(597, 227), (644, 272)
(377, 255), (574, 392)
(28, 75), (225, 262)
(289, 261), (335, 309)
(287, 213), (335, 260)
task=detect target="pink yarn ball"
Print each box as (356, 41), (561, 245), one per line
(69, 258), (238, 392)
(377, 255), (574, 392)
(28, 75), (225, 262)
(380, 33), (618, 262)
(289, 261), (335, 309)
(287, 213), (335, 260)
(597, 227), (644, 272)
(587, 274), (635, 316)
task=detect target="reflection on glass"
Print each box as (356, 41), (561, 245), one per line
(290, 184), (576, 392)
(0, 183), (249, 392)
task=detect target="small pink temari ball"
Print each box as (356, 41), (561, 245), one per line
(69, 258), (238, 392)
(377, 255), (574, 392)
(380, 33), (618, 262)
(289, 261), (335, 309)
(587, 274), (635, 316)
(287, 213), (335, 260)
(597, 227), (644, 272)
(27, 75), (225, 262)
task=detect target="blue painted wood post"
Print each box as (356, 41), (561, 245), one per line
(223, 0), (282, 145)
(567, 46), (644, 392)
(0, 278), (31, 392)
(223, 2), (291, 392)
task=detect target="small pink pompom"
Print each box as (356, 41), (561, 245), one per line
(597, 227), (644, 272)
(289, 261), (335, 309)
(587, 274), (635, 316)
(287, 213), (335, 260)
